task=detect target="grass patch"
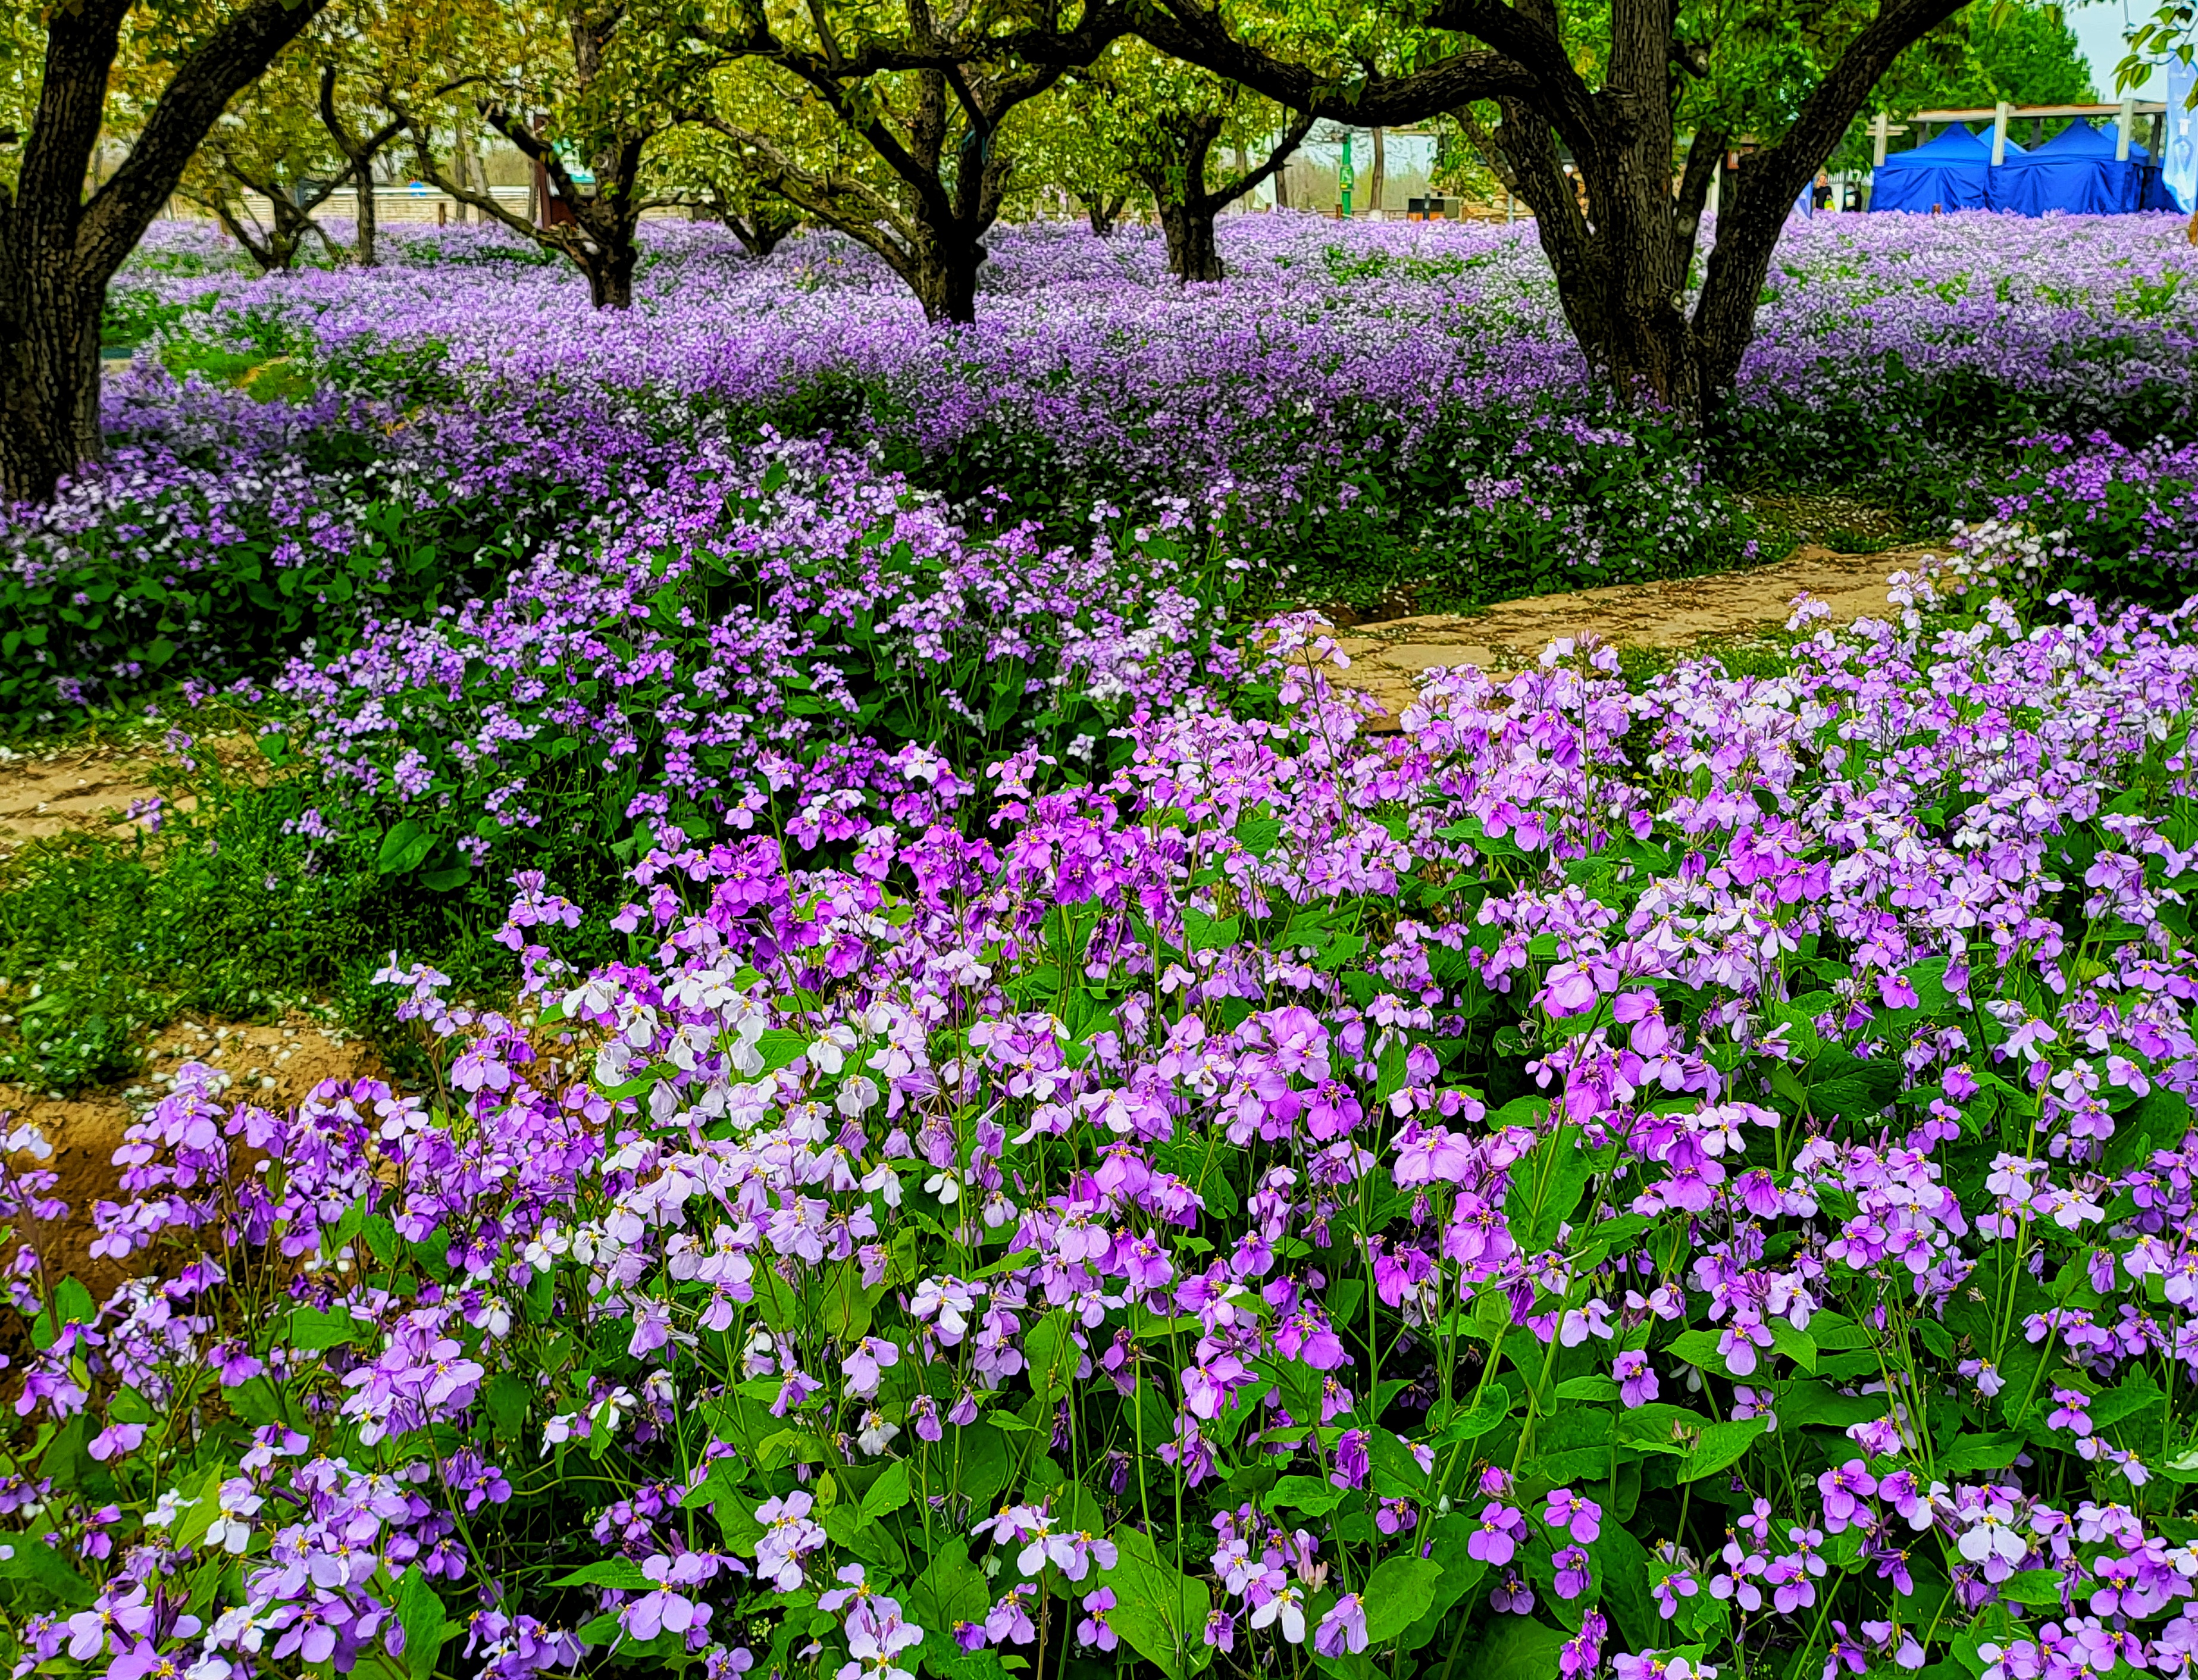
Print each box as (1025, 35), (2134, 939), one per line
(0, 712), (533, 1095)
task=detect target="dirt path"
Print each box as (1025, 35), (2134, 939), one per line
(1329, 542), (1937, 724)
(0, 743), (174, 856)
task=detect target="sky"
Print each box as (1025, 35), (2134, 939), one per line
(2068, 0), (2168, 98)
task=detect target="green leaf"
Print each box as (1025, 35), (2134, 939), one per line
(1554, 1375), (1618, 1402)
(755, 1029), (812, 1077)
(1780, 1381), (1886, 1431)
(1396, 1513), (1486, 1651)
(1679, 1416), (1769, 1482)
(922, 1643), (1013, 1680)
(32, 1277), (96, 1350)
(481, 1374), (529, 1437)
(1769, 1318), (1817, 1373)
(861, 1459), (912, 1522)
(0, 1537), (97, 1609)
(547, 1559), (653, 1590)
(1508, 1125), (1591, 1254)
(394, 1567), (458, 1680)
(909, 1543), (990, 1640)
(1233, 815), (1283, 858)
(941, 1416), (1015, 1513)
(1936, 1431), (2025, 1478)
(1182, 908), (1241, 953)
(1102, 1528), (1211, 1680)
(1998, 1569), (2065, 1608)
(1265, 1475), (1345, 1516)
(1590, 1523), (1658, 1651)
(1360, 1556), (1444, 1642)
(376, 819), (436, 876)
(168, 1463), (229, 1554)
(1436, 1381), (1513, 1443)
(1370, 1429), (1431, 1498)
(1461, 1616), (1571, 1678)
(1025, 1310), (1081, 1404)
(279, 1305), (372, 1351)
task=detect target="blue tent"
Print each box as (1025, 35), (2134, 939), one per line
(1871, 123), (2018, 213)
(1990, 118), (2181, 214)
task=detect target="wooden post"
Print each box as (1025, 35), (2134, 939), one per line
(2118, 97), (2136, 160)
(1992, 100), (2011, 165)
(1873, 112), (1890, 167)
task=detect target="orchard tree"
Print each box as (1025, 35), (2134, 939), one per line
(165, 41), (407, 272)
(650, 118), (803, 256)
(384, 1), (687, 308)
(174, 55), (347, 272)
(1063, 42), (1311, 279)
(682, 10), (1089, 325)
(1001, 78), (1138, 232)
(313, 1), (466, 265)
(1004, 0), (1983, 420)
(0, 0), (336, 504)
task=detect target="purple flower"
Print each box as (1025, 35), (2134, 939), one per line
(1469, 1503), (1528, 1566)
(1614, 1349), (1659, 1407)
(1553, 1546), (1592, 1600)
(1542, 1487), (1602, 1544)
(1313, 1594), (1367, 1657)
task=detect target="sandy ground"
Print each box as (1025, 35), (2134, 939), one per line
(1324, 543), (1936, 724)
(0, 743), (177, 856)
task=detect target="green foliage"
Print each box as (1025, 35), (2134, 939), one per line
(0, 427), (550, 731)
(1828, 2), (2096, 170)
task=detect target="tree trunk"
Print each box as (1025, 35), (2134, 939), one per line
(71, 298), (104, 471)
(1084, 193), (1127, 236)
(909, 235), (984, 324)
(0, 251), (101, 505)
(1273, 156), (1291, 209)
(3, 0), (331, 502)
(1141, 112), (1231, 283)
(455, 140), (477, 224)
(1121, 0), (1968, 426)
(1157, 198), (1224, 282)
(355, 157), (378, 265)
(583, 245), (637, 308)
(1369, 127), (1385, 213)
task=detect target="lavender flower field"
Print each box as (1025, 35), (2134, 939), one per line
(9, 209), (2198, 1680)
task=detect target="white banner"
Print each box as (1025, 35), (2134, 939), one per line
(2168, 57), (2198, 214)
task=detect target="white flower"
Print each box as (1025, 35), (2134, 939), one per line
(205, 1479), (263, 1554)
(1250, 1585), (1307, 1643)
(144, 1487), (198, 1529)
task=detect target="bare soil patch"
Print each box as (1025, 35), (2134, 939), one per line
(0, 744), (176, 856)
(1, 1014), (381, 1296)
(1329, 542), (1937, 724)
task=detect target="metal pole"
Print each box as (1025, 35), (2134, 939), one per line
(1339, 132), (1355, 217)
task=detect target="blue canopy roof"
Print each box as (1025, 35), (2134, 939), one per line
(1871, 124), (2018, 214)
(1990, 118), (2160, 214)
